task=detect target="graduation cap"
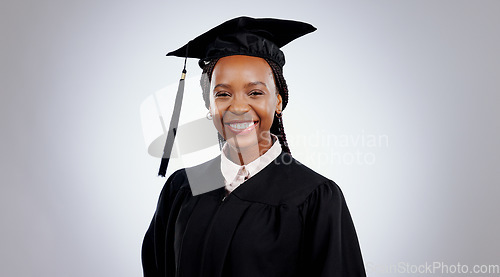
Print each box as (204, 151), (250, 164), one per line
(158, 16), (316, 177)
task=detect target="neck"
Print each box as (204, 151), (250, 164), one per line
(226, 135), (274, 165)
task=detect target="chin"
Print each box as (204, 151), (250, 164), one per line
(225, 132), (260, 153)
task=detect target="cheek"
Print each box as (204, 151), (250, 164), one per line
(210, 105), (226, 135)
(211, 109), (223, 126)
(211, 102), (226, 121)
(256, 100), (277, 126)
(209, 95), (221, 119)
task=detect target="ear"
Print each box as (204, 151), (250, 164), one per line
(276, 93), (283, 114)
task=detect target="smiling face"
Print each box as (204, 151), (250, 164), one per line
(209, 55), (282, 156)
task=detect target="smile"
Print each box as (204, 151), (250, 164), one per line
(225, 121), (258, 134)
(229, 121), (254, 129)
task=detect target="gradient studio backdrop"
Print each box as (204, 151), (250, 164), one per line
(1, 0), (499, 276)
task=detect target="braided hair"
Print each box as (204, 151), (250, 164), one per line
(200, 57), (291, 155)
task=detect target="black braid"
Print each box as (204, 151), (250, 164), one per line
(200, 58), (291, 155)
(265, 58), (291, 155)
(200, 59), (226, 149)
(200, 59), (219, 110)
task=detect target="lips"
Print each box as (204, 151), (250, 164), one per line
(228, 121), (254, 130)
(224, 120), (258, 135)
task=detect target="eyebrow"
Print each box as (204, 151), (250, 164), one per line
(244, 81), (267, 88)
(214, 83), (231, 90)
(213, 81), (267, 91)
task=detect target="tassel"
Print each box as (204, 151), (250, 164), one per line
(158, 53), (188, 177)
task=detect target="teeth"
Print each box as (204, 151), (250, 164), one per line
(229, 122), (254, 130)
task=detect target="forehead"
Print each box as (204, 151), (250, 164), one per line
(212, 55), (274, 82)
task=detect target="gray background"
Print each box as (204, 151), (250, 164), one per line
(1, 0), (499, 276)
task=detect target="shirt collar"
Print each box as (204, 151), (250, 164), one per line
(220, 134), (282, 185)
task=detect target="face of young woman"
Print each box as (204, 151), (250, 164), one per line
(209, 55), (282, 154)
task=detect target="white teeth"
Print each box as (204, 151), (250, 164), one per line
(229, 121), (255, 130)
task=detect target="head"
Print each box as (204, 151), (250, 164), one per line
(159, 17), (314, 176)
(200, 55), (291, 155)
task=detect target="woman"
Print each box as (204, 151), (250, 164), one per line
(142, 16), (366, 277)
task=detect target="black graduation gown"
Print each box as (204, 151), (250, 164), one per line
(142, 152), (366, 277)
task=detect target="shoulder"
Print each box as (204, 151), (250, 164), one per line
(161, 155), (224, 196)
(260, 152), (342, 206)
(154, 168), (191, 209)
(276, 153), (331, 185)
(161, 168), (189, 193)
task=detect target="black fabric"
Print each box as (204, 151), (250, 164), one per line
(142, 152), (366, 276)
(166, 16), (316, 68)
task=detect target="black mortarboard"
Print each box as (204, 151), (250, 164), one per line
(158, 16), (316, 177)
(167, 16), (316, 68)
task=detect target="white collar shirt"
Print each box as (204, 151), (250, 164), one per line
(220, 134), (282, 193)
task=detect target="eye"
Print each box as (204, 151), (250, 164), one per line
(215, 91), (230, 98)
(249, 90), (264, 96)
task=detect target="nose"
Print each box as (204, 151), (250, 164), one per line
(228, 94), (250, 115)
